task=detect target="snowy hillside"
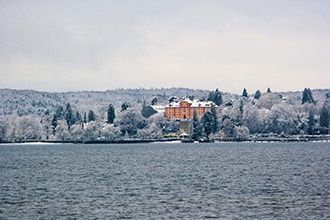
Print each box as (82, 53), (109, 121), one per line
(0, 88), (210, 117)
(0, 88), (329, 118)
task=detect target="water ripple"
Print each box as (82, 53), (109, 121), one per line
(0, 142), (329, 219)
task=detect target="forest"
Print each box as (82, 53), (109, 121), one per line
(0, 87), (329, 143)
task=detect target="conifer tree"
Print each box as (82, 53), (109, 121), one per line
(151, 97), (158, 105)
(75, 111), (82, 124)
(121, 102), (130, 112)
(302, 88), (315, 104)
(307, 111), (315, 135)
(107, 104), (115, 124)
(242, 88), (248, 97)
(88, 110), (96, 122)
(52, 106), (65, 134)
(207, 88), (222, 106)
(254, 90), (261, 99)
(210, 105), (219, 133)
(201, 111), (214, 139)
(83, 112), (87, 123)
(214, 89), (223, 106)
(207, 91), (215, 102)
(267, 87), (272, 93)
(191, 110), (202, 141)
(142, 99), (147, 110)
(65, 103), (75, 129)
(319, 105), (329, 130)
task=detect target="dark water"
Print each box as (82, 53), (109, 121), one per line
(0, 142), (329, 219)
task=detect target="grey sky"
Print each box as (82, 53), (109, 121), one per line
(1, 0), (329, 94)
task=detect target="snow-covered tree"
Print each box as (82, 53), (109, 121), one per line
(116, 108), (146, 137)
(69, 124), (83, 142)
(137, 123), (162, 139)
(14, 116), (42, 142)
(55, 120), (69, 141)
(101, 124), (122, 141)
(83, 121), (101, 142)
(256, 92), (281, 110)
(234, 126), (250, 140)
(266, 103), (299, 135)
(0, 117), (8, 142)
(222, 117), (234, 137)
(243, 103), (263, 134)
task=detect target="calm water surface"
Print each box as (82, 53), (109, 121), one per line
(0, 142), (329, 219)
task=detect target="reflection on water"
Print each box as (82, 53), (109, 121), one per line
(0, 142), (329, 218)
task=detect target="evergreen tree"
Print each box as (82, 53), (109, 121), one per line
(168, 96), (177, 103)
(107, 104), (115, 124)
(207, 91), (215, 102)
(65, 103), (75, 130)
(201, 111), (214, 139)
(307, 111), (315, 135)
(151, 97), (158, 105)
(326, 92), (330, 99)
(75, 111), (82, 124)
(242, 88), (248, 97)
(214, 89), (223, 106)
(207, 88), (222, 106)
(210, 105), (219, 133)
(142, 99), (147, 110)
(254, 90), (261, 99)
(302, 88), (315, 104)
(83, 112), (87, 123)
(88, 110), (96, 122)
(45, 109), (50, 116)
(51, 106), (65, 134)
(191, 110), (202, 141)
(121, 102), (130, 112)
(319, 105), (329, 132)
(41, 109), (52, 140)
(238, 99), (244, 126)
(267, 87), (272, 93)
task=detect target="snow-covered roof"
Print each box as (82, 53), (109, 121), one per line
(166, 99), (216, 108)
(191, 100), (214, 107)
(151, 105), (165, 113)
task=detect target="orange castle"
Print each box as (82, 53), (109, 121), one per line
(165, 99), (216, 120)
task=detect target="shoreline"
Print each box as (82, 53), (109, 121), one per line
(1, 135), (329, 144)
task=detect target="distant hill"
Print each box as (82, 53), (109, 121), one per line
(0, 88), (329, 118)
(0, 88), (210, 117)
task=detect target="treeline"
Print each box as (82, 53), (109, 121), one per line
(0, 101), (180, 142)
(0, 88), (329, 143)
(193, 87), (330, 141)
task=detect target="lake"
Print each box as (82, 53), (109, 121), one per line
(0, 142), (329, 219)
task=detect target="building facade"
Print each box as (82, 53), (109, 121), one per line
(165, 99), (216, 119)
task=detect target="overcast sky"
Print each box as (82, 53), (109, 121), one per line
(1, 0), (329, 94)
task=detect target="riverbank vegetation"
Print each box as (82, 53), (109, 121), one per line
(0, 88), (329, 143)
